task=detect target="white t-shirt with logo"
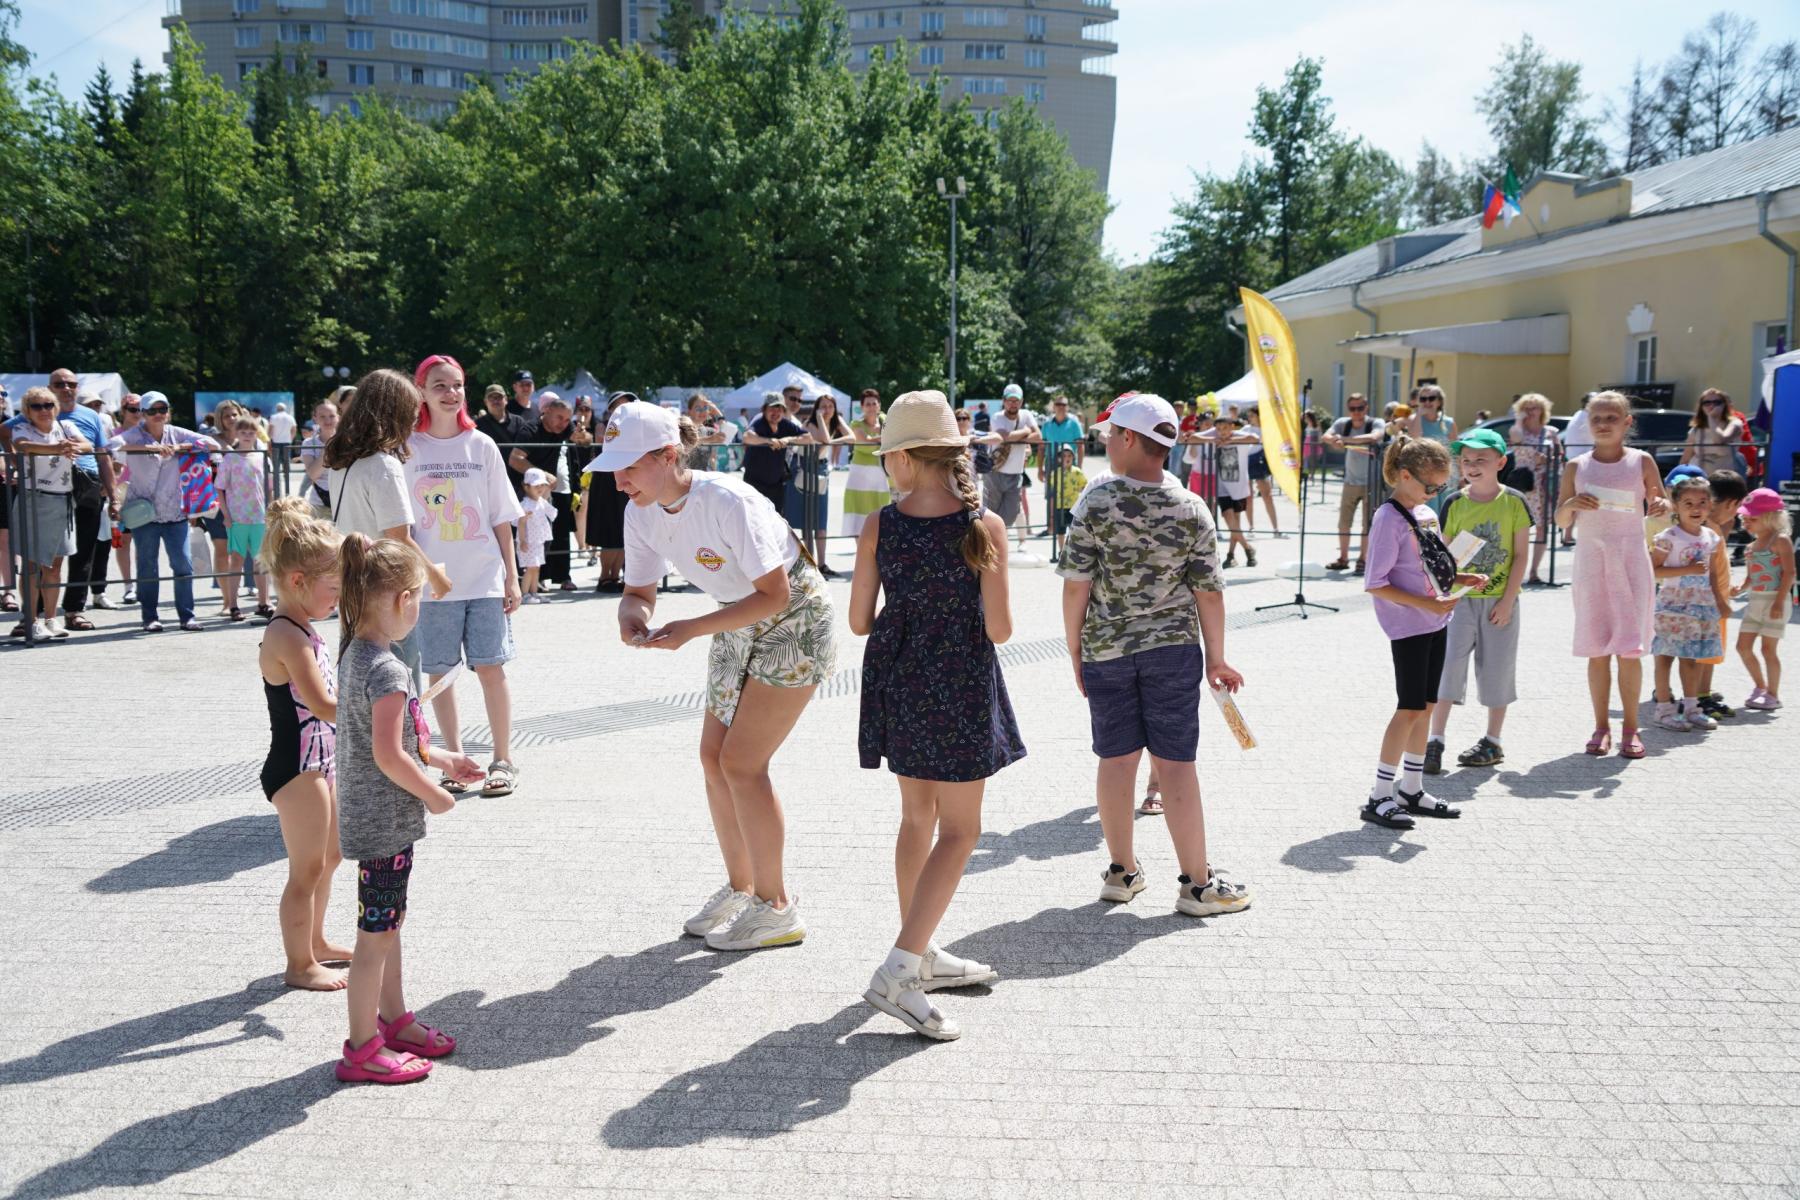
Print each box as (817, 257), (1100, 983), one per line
(623, 472), (799, 601)
(1217, 439), (1253, 501)
(990, 408), (1039, 474)
(405, 429), (524, 602)
(269, 411), (296, 444)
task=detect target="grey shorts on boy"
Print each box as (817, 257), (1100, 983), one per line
(1438, 596), (1520, 709)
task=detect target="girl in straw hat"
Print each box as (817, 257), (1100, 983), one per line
(849, 390), (1024, 1040)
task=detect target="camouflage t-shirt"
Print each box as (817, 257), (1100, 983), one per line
(1057, 474), (1223, 663)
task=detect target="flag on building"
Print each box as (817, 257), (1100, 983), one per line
(1237, 287), (1302, 507)
(1481, 183), (1504, 229)
(1502, 166), (1522, 226)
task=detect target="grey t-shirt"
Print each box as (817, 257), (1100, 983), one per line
(1329, 416), (1386, 486)
(336, 636), (428, 862)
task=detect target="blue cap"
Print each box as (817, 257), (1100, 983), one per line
(1664, 464), (1706, 487)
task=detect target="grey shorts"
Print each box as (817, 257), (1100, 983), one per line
(417, 596), (516, 676)
(1438, 596), (1520, 708)
(1079, 643), (1205, 761)
(13, 490), (75, 567)
(985, 471), (1025, 524)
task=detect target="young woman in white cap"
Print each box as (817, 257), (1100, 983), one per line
(600, 400), (837, 951)
(850, 390), (1023, 1040)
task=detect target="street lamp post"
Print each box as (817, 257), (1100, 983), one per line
(936, 176), (967, 408)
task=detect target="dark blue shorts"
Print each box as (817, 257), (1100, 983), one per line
(1079, 643), (1205, 761)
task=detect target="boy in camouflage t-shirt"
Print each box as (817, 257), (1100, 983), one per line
(1059, 394), (1252, 919)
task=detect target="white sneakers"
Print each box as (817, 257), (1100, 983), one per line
(1654, 700), (1690, 731)
(1176, 871), (1253, 916)
(28, 620), (69, 641)
(683, 883), (752, 937)
(864, 962), (960, 1041)
(1099, 862), (1147, 903)
(704, 893), (805, 952)
(1680, 699), (1718, 731)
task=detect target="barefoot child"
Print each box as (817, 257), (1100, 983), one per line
(1650, 476), (1732, 731)
(605, 401), (836, 951)
(218, 419), (271, 621)
(517, 469), (554, 602)
(258, 498), (349, 990)
(1693, 470), (1748, 719)
(1425, 428), (1530, 773)
(1556, 391), (1668, 759)
(333, 536), (484, 1085)
(850, 391), (1024, 1041)
(1359, 435), (1488, 829)
(1059, 393), (1252, 915)
(1734, 488), (1793, 710)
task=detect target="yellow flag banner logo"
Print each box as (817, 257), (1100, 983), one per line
(1238, 287), (1302, 508)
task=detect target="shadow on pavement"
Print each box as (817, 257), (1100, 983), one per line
(1281, 827), (1426, 874)
(602, 902), (1192, 1148)
(965, 805), (1101, 876)
(0, 978), (287, 1087)
(423, 939), (736, 1071)
(86, 814), (284, 894)
(5, 1064), (337, 1199)
(1491, 748), (1639, 800)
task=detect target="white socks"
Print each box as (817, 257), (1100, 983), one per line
(1400, 753), (1425, 794)
(1371, 761), (1398, 800)
(882, 947), (933, 1022)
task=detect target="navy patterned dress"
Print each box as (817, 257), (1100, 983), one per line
(859, 505), (1026, 781)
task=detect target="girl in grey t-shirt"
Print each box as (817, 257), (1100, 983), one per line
(332, 534), (482, 1086)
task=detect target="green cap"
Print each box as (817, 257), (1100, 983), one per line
(1451, 428), (1507, 455)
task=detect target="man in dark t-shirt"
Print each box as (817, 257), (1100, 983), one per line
(475, 383), (531, 496)
(741, 392), (808, 514)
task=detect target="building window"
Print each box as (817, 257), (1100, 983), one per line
(1025, 82), (1044, 102)
(501, 6), (588, 25)
(347, 63), (375, 84)
(850, 46), (869, 66)
(388, 0), (486, 22)
(1332, 362), (1345, 410)
(1386, 359), (1402, 404)
(233, 0), (260, 11)
(920, 11), (943, 34)
(278, 22), (325, 43)
(1632, 334), (1658, 383)
(392, 30), (442, 50)
(449, 36), (487, 57)
(235, 27), (261, 47)
(345, 0), (371, 13)
(851, 9), (903, 30)
(237, 61), (258, 79)
(504, 41), (572, 61)
(1025, 14), (1046, 37)
(1023, 47), (1045, 68)
(347, 29), (373, 49)
(963, 43), (1004, 61)
(917, 45), (943, 66)
(963, 8), (1006, 27)
(961, 77), (1006, 95)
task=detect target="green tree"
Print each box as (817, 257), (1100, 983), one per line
(1475, 35), (1610, 180)
(1408, 141), (1476, 226)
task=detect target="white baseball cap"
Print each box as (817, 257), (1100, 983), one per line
(1098, 393), (1179, 447)
(523, 467), (554, 488)
(592, 400), (680, 471)
(1001, 383), (1024, 401)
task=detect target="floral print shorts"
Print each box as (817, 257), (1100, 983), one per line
(706, 561), (837, 726)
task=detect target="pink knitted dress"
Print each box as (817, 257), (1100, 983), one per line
(1569, 448), (1655, 658)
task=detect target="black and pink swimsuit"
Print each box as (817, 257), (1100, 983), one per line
(260, 615), (338, 800)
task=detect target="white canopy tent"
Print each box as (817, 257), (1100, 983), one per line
(1207, 370), (1262, 410)
(0, 372), (129, 414)
(719, 362), (851, 424)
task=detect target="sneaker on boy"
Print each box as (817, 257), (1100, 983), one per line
(1457, 736), (1504, 767)
(1426, 429), (1531, 764)
(704, 893), (805, 951)
(1422, 739), (1444, 775)
(1059, 393), (1251, 917)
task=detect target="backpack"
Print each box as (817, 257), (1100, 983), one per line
(973, 444), (995, 475)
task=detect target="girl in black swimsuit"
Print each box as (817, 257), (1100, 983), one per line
(258, 498), (353, 993)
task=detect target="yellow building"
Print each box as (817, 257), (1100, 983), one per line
(1243, 126), (1800, 428)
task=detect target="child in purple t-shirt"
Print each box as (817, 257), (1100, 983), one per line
(1360, 436), (1488, 829)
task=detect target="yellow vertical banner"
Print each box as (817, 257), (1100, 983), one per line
(1238, 287), (1303, 508)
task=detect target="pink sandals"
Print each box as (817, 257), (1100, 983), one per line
(1584, 728), (1612, 756)
(335, 1033), (431, 1085)
(1618, 729), (1645, 759)
(378, 1011), (456, 1058)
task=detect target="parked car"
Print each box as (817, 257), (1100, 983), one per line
(1475, 409), (1694, 478)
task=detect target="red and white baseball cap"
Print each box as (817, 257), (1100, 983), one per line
(1097, 393), (1179, 447)
(592, 400), (680, 471)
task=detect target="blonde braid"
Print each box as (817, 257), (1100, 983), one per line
(945, 449), (997, 574)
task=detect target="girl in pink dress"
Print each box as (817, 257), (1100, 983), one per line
(1555, 391), (1669, 759)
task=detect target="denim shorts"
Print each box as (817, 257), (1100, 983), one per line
(417, 596), (515, 675)
(1079, 643), (1205, 761)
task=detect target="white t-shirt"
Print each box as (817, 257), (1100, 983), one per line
(1216, 439), (1253, 501)
(405, 430), (524, 602)
(623, 472), (799, 601)
(990, 409), (1039, 474)
(1562, 408), (1593, 460)
(326, 452), (414, 543)
(269, 411), (297, 444)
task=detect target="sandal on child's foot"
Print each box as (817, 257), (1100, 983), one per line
(442, 777), (468, 795)
(1617, 729), (1646, 759)
(480, 760), (517, 798)
(1584, 728), (1612, 756)
(335, 1034), (432, 1084)
(1398, 788), (1460, 819)
(1360, 798), (1415, 830)
(378, 1011), (456, 1058)
(1138, 791), (1164, 816)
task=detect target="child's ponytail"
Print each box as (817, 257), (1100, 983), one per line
(1381, 432), (1449, 487)
(261, 496), (342, 584)
(337, 534), (426, 647)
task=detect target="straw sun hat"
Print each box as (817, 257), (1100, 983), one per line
(878, 390), (970, 456)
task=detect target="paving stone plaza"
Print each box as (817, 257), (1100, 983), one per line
(2, 490), (1797, 1199)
